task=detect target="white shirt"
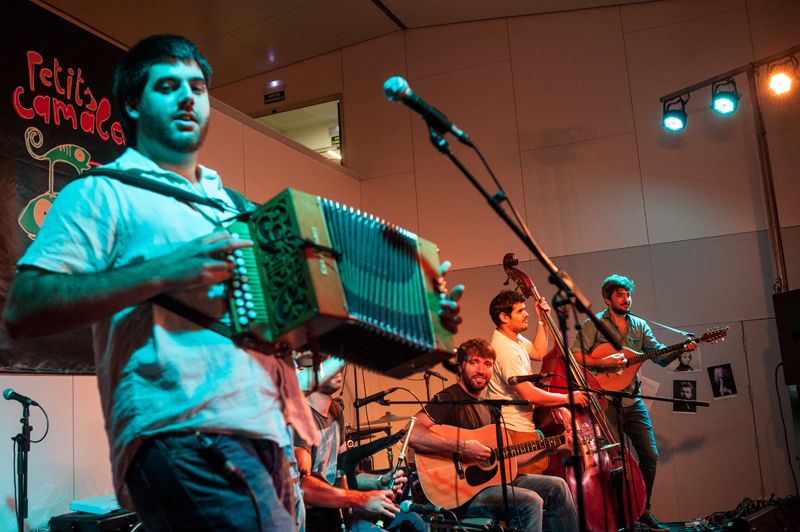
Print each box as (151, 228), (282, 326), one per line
(18, 148), (317, 506)
(488, 329), (537, 432)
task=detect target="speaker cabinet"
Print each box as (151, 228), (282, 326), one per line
(732, 496), (800, 531)
(774, 289), (800, 385)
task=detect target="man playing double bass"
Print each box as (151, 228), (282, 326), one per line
(571, 274), (696, 532)
(487, 290), (589, 474)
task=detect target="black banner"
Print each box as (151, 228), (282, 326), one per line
(0, 0), (127, 373)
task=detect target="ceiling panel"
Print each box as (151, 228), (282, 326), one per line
(382, 0), (650, 28)
(228, 0), (397, 84)
(40, 0), (657, 88)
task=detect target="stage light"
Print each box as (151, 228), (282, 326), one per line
(711, 78), (740, 115)
(662, 96), (688, 132)
(768, 57), (797, 95)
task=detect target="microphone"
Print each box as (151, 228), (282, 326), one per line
(424, 369), (447, 381)
(3, 388), (38, 406)
(399, 500), (444, 513)
(507, 373), (556, 385)
(354, 387), (399, 408)
(383, 76), (472, 146)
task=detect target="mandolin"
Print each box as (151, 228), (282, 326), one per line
(589, 328), (728, 391)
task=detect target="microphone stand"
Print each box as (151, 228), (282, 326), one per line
(552, 290), (587, 532)
(426, 127), (623, 532)
(424, 372), (432, 402)
(380, 397), (528, 532)
(12, 403), (32, 532)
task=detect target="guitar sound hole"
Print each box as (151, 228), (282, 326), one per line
(464, 463), (497, 486)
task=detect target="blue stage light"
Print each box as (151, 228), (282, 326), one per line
(711, 79), (740, 115)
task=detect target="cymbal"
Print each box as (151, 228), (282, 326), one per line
(371, 413), (412, 424)
(346, 425), (390, 439)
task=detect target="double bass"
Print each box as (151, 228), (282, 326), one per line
(502, 253), (646, 532)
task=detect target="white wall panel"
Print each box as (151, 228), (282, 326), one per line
(620, 0), (745, 34)
(241, 124), (360, 206)
(745, 0), (800, 58)
(761, 98), (800, 228)
(520, 133), (648, 257)
(341, 32), (415, 180)
(649, 322), (763, 519)
(625, 9), (766, 244)
(411, 62), (529, 269)
(199, 107), (246, 193)
(72, 376), (113, 500)
(649, 232), (775, 325)
(509, 8), (634, 151)
(360, 172), (420, 233)
(406, 19), (509, 81)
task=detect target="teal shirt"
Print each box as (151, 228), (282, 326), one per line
(571, 310), (674, 402)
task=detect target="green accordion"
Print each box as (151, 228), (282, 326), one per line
(226, 188), (453, 378)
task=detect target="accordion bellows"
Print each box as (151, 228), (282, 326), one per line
(227, 188), (453, 378)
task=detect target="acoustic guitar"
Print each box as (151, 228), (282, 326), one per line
(414, 424), (566, 509)
(589, 327), (728, 391)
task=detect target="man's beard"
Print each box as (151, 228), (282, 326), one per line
(610, 303), (629, 316)
(463, 375), (488, 394)
(320, 383), (342, 396)
(140, 110), (209, 153)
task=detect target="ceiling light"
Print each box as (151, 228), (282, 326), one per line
(768, 57), (797, 95)
(711, 78), (740, 115)
(662, 96), (688, 132)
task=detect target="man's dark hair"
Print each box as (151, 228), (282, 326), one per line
(456, 338), (496, 365)
(113, 35), (212, 146)
(489, 290), (525, 327)
(601, 274), (635, 301)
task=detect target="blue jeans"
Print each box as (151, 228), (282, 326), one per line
(126, 433), (296, 531)
(348, 511), (429, 531)
(463, 474), (578, 531)
(606, 398), (658, 509)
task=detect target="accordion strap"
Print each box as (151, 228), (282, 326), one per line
(151, 293), (234, 340)
(80, 167), (234, 212)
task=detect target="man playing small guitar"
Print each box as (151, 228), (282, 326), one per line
(409, 339), (579, 532)
(570, 274), (696, 532)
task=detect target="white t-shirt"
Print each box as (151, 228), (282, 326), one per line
(17, 148), (316, 506)
(488, 329), (537, 432)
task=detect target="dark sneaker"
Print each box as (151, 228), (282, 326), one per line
(638, 512), (669, 531)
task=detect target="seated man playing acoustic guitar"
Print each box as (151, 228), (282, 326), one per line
(408, 339), (578, 532)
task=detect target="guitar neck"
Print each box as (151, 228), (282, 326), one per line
(501, 434), (565, 459)
(626, 342), (687, 365)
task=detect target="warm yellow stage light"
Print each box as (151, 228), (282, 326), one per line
(769, 72), (793, 94)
